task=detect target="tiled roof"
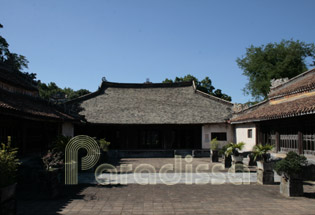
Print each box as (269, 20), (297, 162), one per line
(0, 66), (38, 91)
(0, 88), (75, 121)
(231, 93), (315, 123)
(232, 68), (315, 123)
(269, 68), (315, 98)
(66, 81), (233, 124)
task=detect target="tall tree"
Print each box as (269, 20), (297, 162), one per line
(1, 24), (90, 101)
(38, 81), (90, 101)
(163, 74), (232, 101)
(0, 23), (35, 81)
(237, 39), (315, 100)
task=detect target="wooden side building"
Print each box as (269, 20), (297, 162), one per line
(0, 66), (75, 154)
(231, 68), (315, 159)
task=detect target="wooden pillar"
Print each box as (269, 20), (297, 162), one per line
(255, 124), (260, 145)
(275, 131), (280, 152)
(298, 131), (303, 155)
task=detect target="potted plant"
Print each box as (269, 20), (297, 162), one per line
(0, 137), (19, 214)
(42, 148), (64, 198)
(219, 143), (232, 168)
(41, 135), (70, 198)
(225, 142), (245, 164)
(98, 138), (111, 164)
(252, 144), (274, 184)
(225, 142), (245, 172)
(274, 151), (307, 197)
(210, 138), (220, 162)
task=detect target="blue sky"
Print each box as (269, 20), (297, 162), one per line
(1, 0), (315, 103)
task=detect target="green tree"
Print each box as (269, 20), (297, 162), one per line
(1, 24), (89, 101)
(0, 23), (36, 81)
(163, 74), (232, 101)
(237, 39), (315, 101)
(38, 81), (90, 101)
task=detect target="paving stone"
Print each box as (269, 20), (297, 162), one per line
(16, 158), (315, 215)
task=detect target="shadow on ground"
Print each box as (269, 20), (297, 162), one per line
(17, 156), (126, 215)
(17, 183), (127, 215)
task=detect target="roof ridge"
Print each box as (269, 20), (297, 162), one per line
(233, 99), (269, 114)
(269, 67), (315, 92)
(194, 89), (234, 105)
(100, 81), (193, 88)
(65, 81), (194, 104)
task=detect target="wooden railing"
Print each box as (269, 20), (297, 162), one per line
(279, 134), (299, 153)
(303, 134), (315, 156)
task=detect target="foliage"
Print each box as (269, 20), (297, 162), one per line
(38, 81), (90, 101)
(42, 135), (71, 170)
(274, 151), (307, 179)
(252, 144), (274, 162)
(210, 138), (219, 151)
(52, 135), (72, 153)
(0, 137), (20, 187)
(0, 23), (36, 81)
(98, 138), (111, 152)
(219, 143), (233, 157)
(163, 74), (232, 101)
(1, 24), (90, 101)
(237, 39), (315, 101)
(225, 142), (245, 157)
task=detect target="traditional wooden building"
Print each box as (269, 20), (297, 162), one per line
(0, 66), (75, 154)
(65, 80), (234, 153)
(231, 68), (315, 158)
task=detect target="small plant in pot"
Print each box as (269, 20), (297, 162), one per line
(0, 137), (19, 214)
(225, 142), (245, 172)
(220, 143), (232, 168)
(210, 138), (220, 162)
(41, 135), (70, 198)
(274, 151), (307, 197)
(225, 142), (245, 164)
(252, 144), (274, 184)
(97, 138), (111, 164)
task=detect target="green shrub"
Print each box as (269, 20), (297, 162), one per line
(0, 137), (20, 187)
(53, 135), (72, 153)
(210, 138), (219, 151)
(252, 144), (274, 162)
(274, 151), (307, 179)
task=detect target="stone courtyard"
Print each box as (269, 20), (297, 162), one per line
(17, 158), (315, 215)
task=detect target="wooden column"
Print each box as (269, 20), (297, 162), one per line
(255, 124), (260, 145)
(275, 131), (280, 152)
(298, 131), (303, 155)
